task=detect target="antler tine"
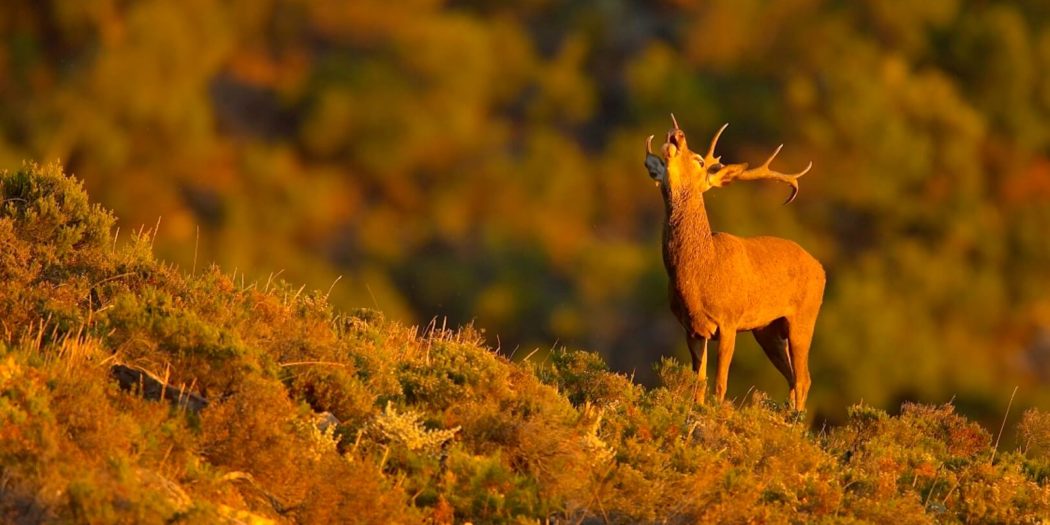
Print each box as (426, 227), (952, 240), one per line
(712, 142), (812, 204)
(797, 161), (813, 177)
(760, 144), (812, 177)
(705, 123), (729, 164)
(646, 135), (655, 155)
(783, 183), (800, 205)
(781, 161), (813, 204)
(671, 113), (680, 130)
(762, 144), (784, 168)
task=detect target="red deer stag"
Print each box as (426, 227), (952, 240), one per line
(644, 116), (825, 410)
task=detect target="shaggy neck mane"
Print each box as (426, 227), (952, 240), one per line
(662, 185), (715, 270)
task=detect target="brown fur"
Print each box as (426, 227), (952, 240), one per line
(645, 122), (825, 410)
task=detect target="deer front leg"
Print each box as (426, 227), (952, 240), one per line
(714, 328), (736, 403)
(687, 335), (708, 404)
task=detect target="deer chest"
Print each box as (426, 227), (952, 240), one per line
(667, 274), (720, 339)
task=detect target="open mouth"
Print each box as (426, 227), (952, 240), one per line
(663, 131), (683, 158)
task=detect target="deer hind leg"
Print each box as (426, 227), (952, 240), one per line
(785, 313), (817, 411)
(752, 319), (796, 407)
(687, 335), (708, 403)
(713, 327), (737, 403)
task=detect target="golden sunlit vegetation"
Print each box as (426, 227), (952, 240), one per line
(5, 1), (1050, 425)
(4, 163), (1050, 523)
(2, 1), (1050, 426)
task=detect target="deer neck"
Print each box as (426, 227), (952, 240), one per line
(662, 185), (715, 273)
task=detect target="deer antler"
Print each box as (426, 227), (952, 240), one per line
(705, 129), (812, 204)
(703, 123), (729, 168)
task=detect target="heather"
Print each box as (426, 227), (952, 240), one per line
(3, 163), (1049, 523)
(6, 2), (1050, 423)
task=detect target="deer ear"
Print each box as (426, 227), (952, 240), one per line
(645, 154), (667, 182)
(645, 135), (667, 182)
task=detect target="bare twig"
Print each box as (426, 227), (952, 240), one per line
(150, 216), (162, 250)
(923, 463), (943, 507)
(941, 478), (961, 505)
(291, 284), (306, 304)
(325, 275), (343, 300)
(192, 225), (199, 276)
(88, 272), (136, 291)
(365, 283), (379, 309)
(278, 361), (347, 368)
(738, 385), (756, 409)
(265, 269), (285, 293)
(991, 386), (1019, 463)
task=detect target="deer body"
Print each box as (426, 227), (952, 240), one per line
(646, 119), (825, 410)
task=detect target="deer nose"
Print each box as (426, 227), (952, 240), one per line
(668, 130), (686, 150)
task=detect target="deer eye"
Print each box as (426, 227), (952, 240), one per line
(692, 154), (704, 167)
(707, 163), (724, 173)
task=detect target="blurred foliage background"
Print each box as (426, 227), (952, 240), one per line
(2, 0), (1050, 425)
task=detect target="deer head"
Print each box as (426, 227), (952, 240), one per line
(645, 116), (812, 204)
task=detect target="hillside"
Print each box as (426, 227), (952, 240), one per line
(2, 163), (1050, 523)
(9, 1), (1050, 420)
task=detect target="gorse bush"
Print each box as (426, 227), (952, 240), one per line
(2, 163), (1050, 523)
